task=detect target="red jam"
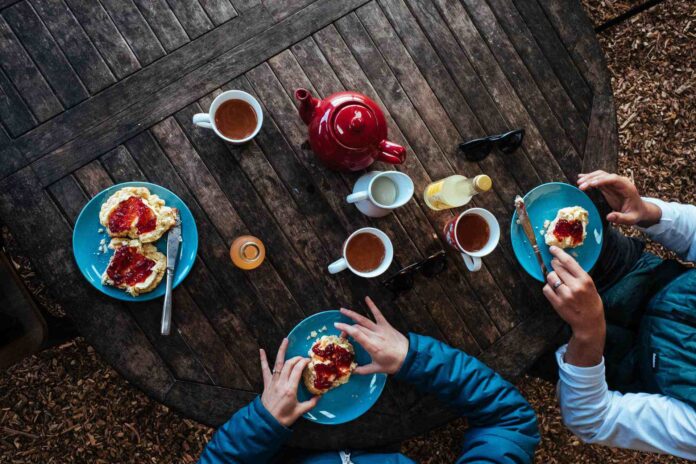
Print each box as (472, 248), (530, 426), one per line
(553, 219), (584, 245)
(107, 246), (155, 286)
(312, 343), (354, 390)
(108, 196), (157, 234)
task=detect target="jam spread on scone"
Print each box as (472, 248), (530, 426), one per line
(106, 245), (156, 286)
(311, 343), (354, 391)
(108, 196), (157, 235)
(552, 219), (584, 246)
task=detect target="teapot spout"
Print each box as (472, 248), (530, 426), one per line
(295, 88), (320, 125)
(377, 140), (406, 165)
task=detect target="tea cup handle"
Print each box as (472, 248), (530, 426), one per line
(346, 191), (369, 204)
(192, 113), (213, 129)
(328, 257), (348, 274)
(461, 253), (482, 272)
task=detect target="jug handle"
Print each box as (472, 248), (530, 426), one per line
(377, 140), (406, 165)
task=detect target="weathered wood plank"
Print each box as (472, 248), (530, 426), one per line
(0, 167), (174, 399)
(133, 0), (189, 53)
(510, 0), (593, 119)
(263, 0), (315, 22)
(583, 94), (618, 173)
(0, 126), (26, 178)
(31, 0), (116, 94)
(0, 16), (61, 121)
(46, 175), (88, 224)
(198, 0), (237, 26)
(0, 66), (35, 136)
(166, 0), (214, 39)
(100, 0), (166, 66)
(227, 0), (260, 13)
(3, 2), (89, 108)
(64, 0), (141, 79)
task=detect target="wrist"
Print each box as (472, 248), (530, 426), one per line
(388, 334), (409, 374)
(566, 324), (605, 367)
(637, 200), (662, 228)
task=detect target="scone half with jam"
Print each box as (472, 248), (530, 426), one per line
(303, 335), (358, 396)
(102, 238), (166, 297)
(544, 206), (589, 249)
(99, 187), (177, 243)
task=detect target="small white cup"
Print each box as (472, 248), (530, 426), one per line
(443, 208), (500, 272)
(192, 90), (263, 144)
(346, 171), (414, 218)
(328, 227), (394, 278)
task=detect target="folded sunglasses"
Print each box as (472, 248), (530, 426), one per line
(458, 129), (525, 162)
(381, 250), (447, 296)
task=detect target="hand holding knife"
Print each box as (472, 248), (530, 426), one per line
(514, 195), (548, 278)
(161, 214), (181, 335)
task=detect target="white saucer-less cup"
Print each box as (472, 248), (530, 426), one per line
(443, 208), (500, 272)
(328, 227), (393, 278)
(192, 90), (263, 144)
(346, 171), (414, 218)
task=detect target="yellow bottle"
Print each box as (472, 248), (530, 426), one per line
(423, 174), (492, 210)
(230, 235), (266, 270)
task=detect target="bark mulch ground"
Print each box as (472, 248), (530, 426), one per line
(1, 1), (694, 462)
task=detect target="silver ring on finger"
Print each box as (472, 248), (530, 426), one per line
(272, 369), (280, 375)
(553, 279), (563, 290)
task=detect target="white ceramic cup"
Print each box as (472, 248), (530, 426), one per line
(328, 227), (394, 277)
(443, 208), (500, 272)
(192, 90), (263, 144)
(346, 171), (414, 217)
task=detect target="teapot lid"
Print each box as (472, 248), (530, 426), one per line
(332, 103), (379, 149)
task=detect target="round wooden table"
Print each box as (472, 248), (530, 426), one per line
(0, 0), (617, 449)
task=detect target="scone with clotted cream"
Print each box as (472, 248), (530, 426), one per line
(99, 187), (177, 243)
(303, 335), (357, 396)
(102, 238), (166, 296)
(544, 206), (589, 249)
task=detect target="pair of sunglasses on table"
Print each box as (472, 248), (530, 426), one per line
(382, 251), (447, 296)
(459, 129), (524, 161)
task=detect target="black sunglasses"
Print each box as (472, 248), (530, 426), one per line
(458, 129), (525, 162)
(381, 251), (447, 296)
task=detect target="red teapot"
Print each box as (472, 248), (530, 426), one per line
(295, 89), (406, 172)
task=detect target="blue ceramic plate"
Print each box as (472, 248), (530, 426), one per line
(286, 310), (387, 425)
(511, 182), (602, 282)
(72, 182), (198, 302)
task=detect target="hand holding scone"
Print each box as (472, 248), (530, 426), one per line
(259, 338), (319, 427)
(335, 296), (409, 375)
(577, 170), (661, 227)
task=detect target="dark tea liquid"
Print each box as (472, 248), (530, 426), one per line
(215, 99), (257, 140)
(345, 232), (385, 273)
(456, 214), (490, 252)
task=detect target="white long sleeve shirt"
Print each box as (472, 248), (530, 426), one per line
(556, 198), (696, 460)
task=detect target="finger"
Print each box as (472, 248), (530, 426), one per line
(289, 358), (310, 387)
(607, 211), (638, 226)
(548, 246), (584, 277)
(274, 338), (289, 374)
(546, 270), (561, 288)
(281, 356), (303, 382)
(338, 330), (348, 339)
(334, 322), (375, 349)
(340, 307), (377, 330)
(297, 396), (320, 415)
(550, 259), (574, 284)
(259, 349), (271, 387)
(578, 172), (610, 190)
(542, 284), (562, 307)
(365, 296), (387, 324)
(354, 363), (381, 375)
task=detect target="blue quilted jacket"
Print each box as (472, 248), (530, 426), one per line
(198, 333), (539, 463)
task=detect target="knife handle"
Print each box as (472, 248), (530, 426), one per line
(161, 268), (174, 335)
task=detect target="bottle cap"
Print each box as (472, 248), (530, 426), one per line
(240, 241), (262, 262)
(474, 175), (492, 192)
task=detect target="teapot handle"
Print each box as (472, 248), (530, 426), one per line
(377, 140), (406, 165)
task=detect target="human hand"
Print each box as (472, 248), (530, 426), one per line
(259, 338), (319, 427)
(542, 247), (605, 367)
(577, 170), (661, 227)
(334, 296), (409, 375)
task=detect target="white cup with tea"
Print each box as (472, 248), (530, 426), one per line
(192, 90), (263, 144)
(443, 208), (500, 272)
(346, 171), (414, 217)
(328, 227), (394, 277)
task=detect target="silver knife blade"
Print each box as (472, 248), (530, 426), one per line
(166, 217), (182, 270)
(162, 215), (181, 336)
(514, 195), (549, 277)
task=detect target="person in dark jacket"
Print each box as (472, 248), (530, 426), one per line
(198, 297), (539, 463)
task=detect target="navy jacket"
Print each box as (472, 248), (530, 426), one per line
(198, 333), (539, 463)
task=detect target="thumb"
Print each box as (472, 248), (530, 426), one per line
(298, 395), (320, 414)
(354, 363), (381, 375)
(607, 211), (637, 226)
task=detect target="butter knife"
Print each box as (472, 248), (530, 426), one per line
(161, 216), (181, 336)
(514, 195), (548, 278)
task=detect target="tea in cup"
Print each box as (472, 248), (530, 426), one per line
(443, 208), (500, 271)
(192, 90), (263, 144)
(346, 171), (414, 217)
(328, 228), (393, 277)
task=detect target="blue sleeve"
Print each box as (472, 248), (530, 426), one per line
(197, 396), (292, 464)
(394, 334), (539, 463)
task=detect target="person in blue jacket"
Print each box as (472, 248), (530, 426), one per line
(198, 296), (539, 463)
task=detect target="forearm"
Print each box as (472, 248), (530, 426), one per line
(563, 322), (605, 368)
(198, 397), (291, 464)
